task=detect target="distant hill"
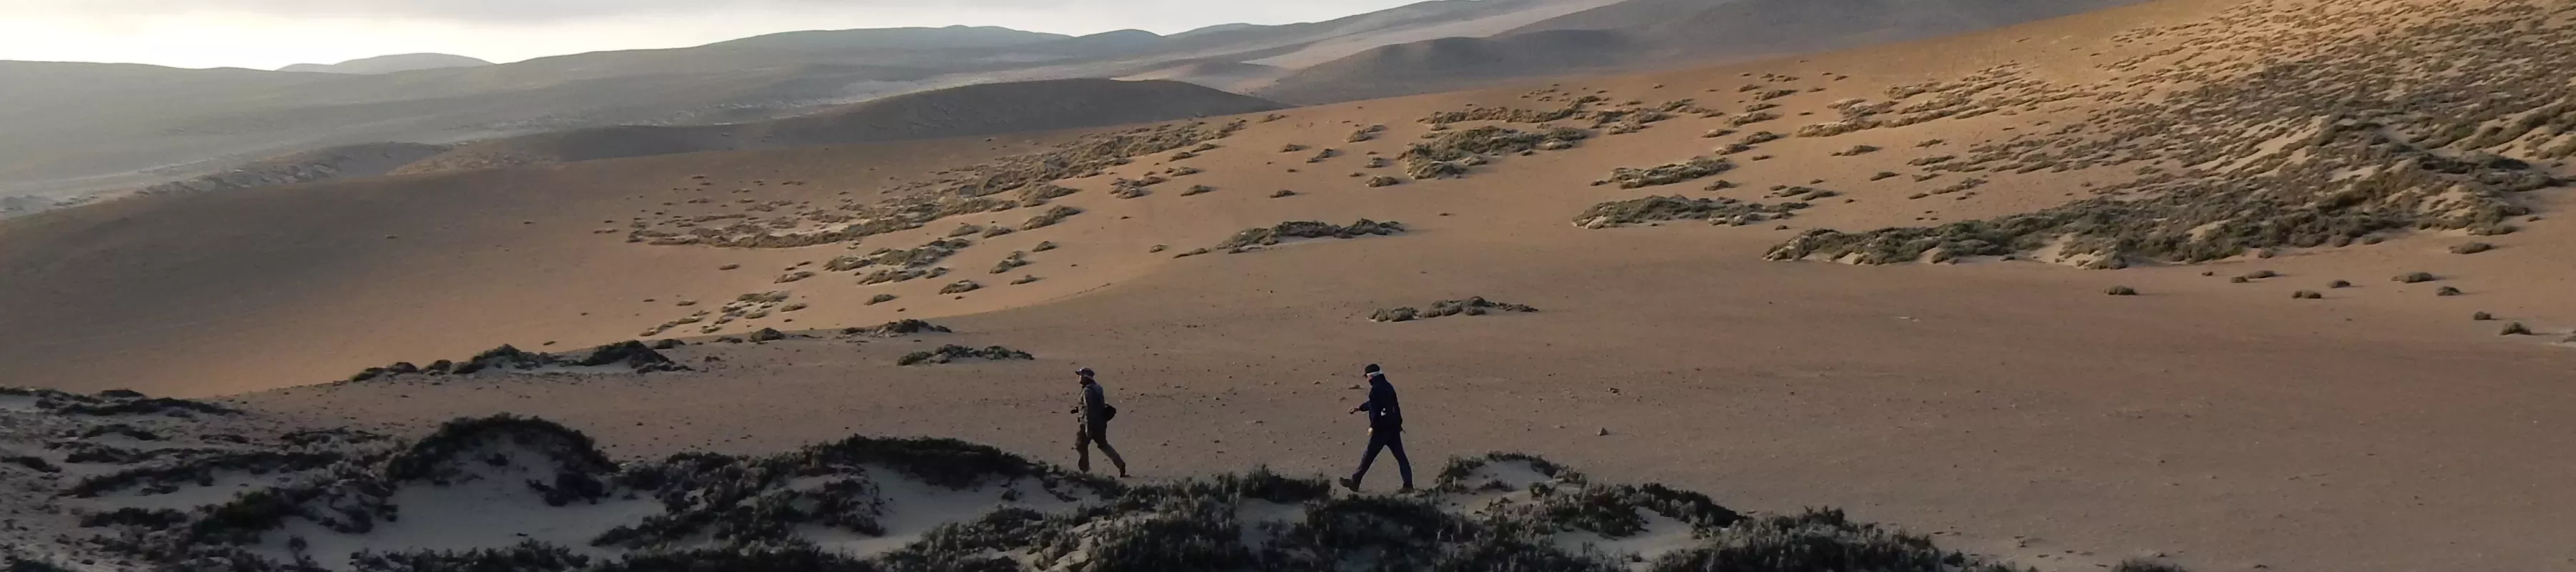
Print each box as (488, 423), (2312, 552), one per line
(394, 78), (1284, 174)
(278, 53), (494, 74)
(1259, 0), (2150, 103)
(0, 0), (2156, 202)
(1257, 29), (1634, 104)
(702, 25), (1068, 51)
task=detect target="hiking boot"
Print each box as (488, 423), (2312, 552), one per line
(1397, 485), (1415, 493)
(1337, 477), (1360, 492)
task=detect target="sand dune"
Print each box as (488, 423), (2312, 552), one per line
(8, 0), (2576, 570)
(1259, 0), (2152, 103)
(1, 389), (2053, 571)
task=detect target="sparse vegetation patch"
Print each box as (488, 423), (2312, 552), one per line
(1371, 297), (1538, 322)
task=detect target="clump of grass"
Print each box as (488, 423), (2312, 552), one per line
(2104, 286), (2138, 296)
(2395, 272), (2437, 285)
(1365, 175), (1402, 187)
(1271, 189), (1297, 198)
(1575, 196), (1812, 228)
(1598, 157), (1735, 189)
(2293, 290), (2324, 299)
(940, 280), (981, 295)
(2500, 322), (2532, 336)
(1020, 205), (1083, 230)
(1349, 124), (1387, 142)
(1211, 220), (1405, 252)
(990, 252), (1030, 274)
(1371, 297), (1539, 322)
(2472, 311), (2494, 320)
(1181, 184), (1216, 196)
(2449, 242), (2495, 255)
(898, 345), (1034, 365)
(1397, 126), (1589, 179)
(1010, 275), (1040, 285)
(866, 294), (897, 305)
(2112, 559), (2191, 572)
(2329, 280), (2353, 288)
(2436, 286), (2464, 296)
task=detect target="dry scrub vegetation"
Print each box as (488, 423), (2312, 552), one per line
(625, 120), (1246, 249)
(14, 408), (2139, 572)
(1760, 0), (2570, 267)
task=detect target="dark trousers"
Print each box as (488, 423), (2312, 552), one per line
(1077, 424), (1126, 474)
(1352, 428), (1412, 488)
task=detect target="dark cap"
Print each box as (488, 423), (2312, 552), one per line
(1075, 368), (1095, 378)
(1363, 364), (1382, 375)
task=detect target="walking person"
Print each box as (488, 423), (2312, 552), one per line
(1070, 368), (1130, 478)
(1340, 363), (1413, 492)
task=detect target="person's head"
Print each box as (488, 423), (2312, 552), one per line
(1363, 364), (1382, 379)
(1075, 368), (1095, 384)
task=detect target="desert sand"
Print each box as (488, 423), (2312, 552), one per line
(7, 0), (2576, 570)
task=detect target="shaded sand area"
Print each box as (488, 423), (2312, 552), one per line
(9, 0), (2576, 570)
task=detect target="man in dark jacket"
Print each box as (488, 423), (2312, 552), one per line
(1070, 368), (1129, 478)
(1340, 363), (1413, 492)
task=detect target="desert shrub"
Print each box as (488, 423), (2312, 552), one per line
(2394, 272), (2436, 283)
(897, 345), (1034, 365)
(2329, 280), (2352, 288)
(1729, 112), (1780, 127)
(1181, 184), (1216, 196)
(1646, 509), (2019, 572)
(990, 252), (1030, 275)
(1271, 189), (1297, 198)
(1576, 196), (1810, 228)
(1010, 275), (1040, 285)
(1020, 206), (1082, 230)
(839, 320), (950, 337)
(1371, 297), (1537, 322)
(2502, 322), (2533, 335)
(1211, 220), (1405, 252)
(346, 541), (591, 572)
(1395, 126), (1589, 179)
(1349, 124), (1387, 142)
(1365, 176), (1401, 187)
(2105, 286), (2138, 296)
(592, 543), (881, 572)
(866, 294), (898, 305)
(2437, 286), (2464, 296)
(1600, 157), (1735, 189)
(2473, 311), (2494, 320)
(2293, 290), (2324, 299)
(940, 280), (982, 295)
(2112, 558), (2192, 572)
(2449, 242), (2495, 254)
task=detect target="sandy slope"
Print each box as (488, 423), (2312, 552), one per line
(9, 0), (2576, 569)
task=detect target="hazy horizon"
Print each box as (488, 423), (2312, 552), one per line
(1, 0), (1440, 70)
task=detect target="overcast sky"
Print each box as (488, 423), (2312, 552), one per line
(0, 0), (1428, 70)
